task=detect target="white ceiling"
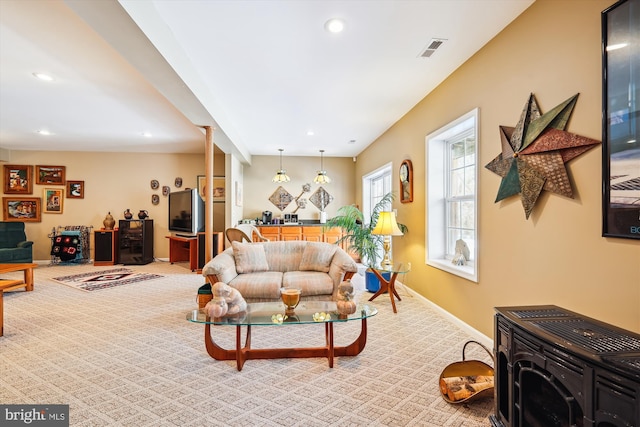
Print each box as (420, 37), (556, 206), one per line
(0, 0), (534, 163)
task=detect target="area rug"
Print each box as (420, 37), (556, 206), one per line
(51, 267), (164, 292)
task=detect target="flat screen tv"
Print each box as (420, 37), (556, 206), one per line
(168, 188), (204, 237)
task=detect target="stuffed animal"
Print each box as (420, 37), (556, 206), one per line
(336, 280), (357, 315)
(212, 282), (247, 315)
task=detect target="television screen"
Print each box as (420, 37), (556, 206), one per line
(168, 189), (204, 236)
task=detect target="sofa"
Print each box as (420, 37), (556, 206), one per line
(0, 222), (34, 263)
(202, 240), (358, 302)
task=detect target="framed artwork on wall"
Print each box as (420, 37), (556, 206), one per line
(3, 164), (33, 194)
(399, 159), (413, 203)
(213, 176), (225, 202)
(36, 165), (66, 185)
(197, 175), (205, 199)
(43, 188), (64, 214)
(66, 181), (84, 199)
(198, 175), (225, 202)
(2, 197), (41, 222)
(602, 0), (640, 240)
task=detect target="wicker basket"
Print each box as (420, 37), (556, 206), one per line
(439, 340), (495, 404)
(197, 283), (212, 309)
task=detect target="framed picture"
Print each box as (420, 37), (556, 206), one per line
(43, 188), (64, 214)
(36, 165), (66, 185)
(197, 175), (226, 201)
(602, 0), (639, 240)
(197, 175), (206, 199)
(2, 197), (41, 222)
(3, 164), (33, 194)
(66, 180), (84, 199)
(213, 176), (225, 202)
(399, 159), (413, 203)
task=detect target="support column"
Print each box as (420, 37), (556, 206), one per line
(204, 126), (214, 262)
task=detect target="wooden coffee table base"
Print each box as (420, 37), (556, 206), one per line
(204, 319), (369, 371)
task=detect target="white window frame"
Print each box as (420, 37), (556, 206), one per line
(362, 162), (392, 226)
(426, 108), (479, 282)
(363, 163), (392, 265)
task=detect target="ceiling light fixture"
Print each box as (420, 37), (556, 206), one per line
(32, 72), (53, 81)
(36, 129), (53, 135)
(142, 132), (153, 138)
(324, 18), (345, 33)
(313, 149), (331, 184)
(273, 148), (291, 183)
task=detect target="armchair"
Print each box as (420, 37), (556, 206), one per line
(0, 222), (34, 263)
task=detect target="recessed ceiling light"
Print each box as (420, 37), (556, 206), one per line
(36, 129), (53, 135)
(324, 18), (345, 33)
(142, 132), (153, 138)
(307, 130), (315, 136)
(32, 72), (53, 81)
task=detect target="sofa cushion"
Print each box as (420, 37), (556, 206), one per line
(263, 241), (305, 272)
(229, 271), (283, 299)
(283, 271), (334, 296)
(299, 242), (337, 273)
(232, 242), (269, 273)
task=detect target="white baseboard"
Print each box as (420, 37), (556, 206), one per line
(401, 283), (494, 350)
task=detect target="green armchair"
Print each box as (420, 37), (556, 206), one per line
(0, 222), (34, 263)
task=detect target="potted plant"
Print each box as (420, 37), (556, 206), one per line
(325, 192), (408, 292)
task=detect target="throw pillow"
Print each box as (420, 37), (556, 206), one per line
(232, 241), (269, 273)
(299, 242), (337, 273)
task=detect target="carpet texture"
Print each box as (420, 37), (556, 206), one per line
(51, 267), (164, 291)
(1, 261), (494, 426)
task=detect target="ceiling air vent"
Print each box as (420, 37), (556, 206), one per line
(420, 38), (447, 58)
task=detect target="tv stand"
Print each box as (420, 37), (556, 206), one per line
(166, 232), (223, 272)
(166, 235), (198, 271)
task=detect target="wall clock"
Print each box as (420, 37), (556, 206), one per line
(399, 159), (413, 203)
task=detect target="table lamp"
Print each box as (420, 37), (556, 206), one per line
(371, 211), (404, 270)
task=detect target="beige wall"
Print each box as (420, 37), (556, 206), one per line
(1, 150), (224, 260)
(1, 150), (354, 260)
(242, 155), (356, 223)
(356, 0), (640, 335)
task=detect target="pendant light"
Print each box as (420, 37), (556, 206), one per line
(313, 150), (331, 184)
(272, 148), (290, 183)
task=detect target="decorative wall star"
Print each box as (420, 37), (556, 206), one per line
(485, 93), (600, 219)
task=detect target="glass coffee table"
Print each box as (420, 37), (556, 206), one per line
(187, 301), (377, 371)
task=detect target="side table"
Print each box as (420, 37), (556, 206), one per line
(368, 263), (411, 313)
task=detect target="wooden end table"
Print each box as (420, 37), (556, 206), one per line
(368, 263), (411, 313)
(0, 263), (38, 337)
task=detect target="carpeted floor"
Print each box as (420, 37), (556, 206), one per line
(0, 261), (494, 426)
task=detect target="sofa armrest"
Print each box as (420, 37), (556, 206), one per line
(17, 241), (34, 248)
(202, 249), (238, 284)
(328, 247), (358, 296)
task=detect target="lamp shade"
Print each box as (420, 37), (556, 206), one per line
(371, 211), (403, 236)
(313, 150), (331, 184)
(272, 148), (290, 182)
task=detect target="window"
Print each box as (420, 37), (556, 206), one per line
(363, 163), (392, 264)
(426, 109), (478, 282)
(362, 163), (392, 225)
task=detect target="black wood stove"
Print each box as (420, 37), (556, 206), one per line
(491, 305), (640, 427)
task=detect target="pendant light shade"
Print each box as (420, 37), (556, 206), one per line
(313, 150), (331, 184)
(273, 148), (290, 183)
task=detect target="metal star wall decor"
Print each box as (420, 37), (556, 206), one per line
(485, 93), (600, 219)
